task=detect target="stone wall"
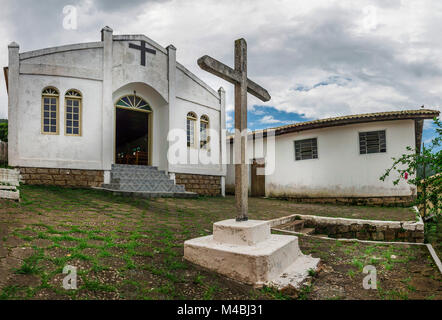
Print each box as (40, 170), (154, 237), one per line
(270, 214), (425, 243)
(274, 195), (415, 207)
(19, 167), (104, 188)
(175, 173), (221, 196)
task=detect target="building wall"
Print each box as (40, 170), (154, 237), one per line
(175, 173), (221, 196)
(226, 120), (416, 200)
(16, 76), (103, 170)
(8, 30), (227, 192)
(19, 167), (104, 187)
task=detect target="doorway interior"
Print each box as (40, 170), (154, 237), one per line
(115, 107), (151, 166)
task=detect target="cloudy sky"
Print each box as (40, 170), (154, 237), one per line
(0, 0), (440, 146)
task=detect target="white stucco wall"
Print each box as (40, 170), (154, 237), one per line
(226, 120), (417, 197)
(8, 29), (226, 181)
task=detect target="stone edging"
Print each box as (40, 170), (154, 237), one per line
(269, 210), (424, 243)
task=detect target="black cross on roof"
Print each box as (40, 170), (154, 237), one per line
(129, 40), (156, 66)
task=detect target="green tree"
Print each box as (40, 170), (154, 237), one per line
(0, 121), (7, 142)
(380, 117), (441, 217)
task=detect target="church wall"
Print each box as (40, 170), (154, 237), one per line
(112, 82), (169, 171)
(175, 173), (221, 196)
(169, 97), (224, 178)
(20, 47), (103, 72)
(112, 40), (169, 102)
(19, 167), (104, 188)
(175, 66), (220, 110)
(226, 120), (416, 204)
(13, 74), (103, 169)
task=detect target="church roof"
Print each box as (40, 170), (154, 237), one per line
(228, 108), (440, 145)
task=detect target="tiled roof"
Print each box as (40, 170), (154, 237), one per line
(227, 109), (440, 140)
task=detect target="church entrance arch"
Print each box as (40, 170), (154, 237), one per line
(115, 94), (152, 166)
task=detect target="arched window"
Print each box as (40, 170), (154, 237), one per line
(65, 89), (82, 136)
(187, 112), (197, 147)
(200, 115), (210, 149)
(41, 87), (59, 134)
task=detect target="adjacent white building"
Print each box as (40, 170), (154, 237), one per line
(4, 27), (226, 196)
(226, 109), (439, 205)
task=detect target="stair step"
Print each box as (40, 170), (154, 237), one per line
(277, 220), (305, 232)
(105, 164), (188, 194)
(299, 227), (315, 235)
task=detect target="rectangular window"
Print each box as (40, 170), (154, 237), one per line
(187, 118), (195, 147)
(359, 130), (386, 154)
(42, 97), (58, 134)
(65, 98), (81, 136)
(294, 138), (318, 160)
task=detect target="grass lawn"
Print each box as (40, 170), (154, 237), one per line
(0, 185), (439, 300)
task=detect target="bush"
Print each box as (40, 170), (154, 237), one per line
(0, 121), (7, 142)
(380, 117), (441, 217)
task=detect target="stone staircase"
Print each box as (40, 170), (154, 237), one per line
(99, 164), (197, 198)
(275, 219), (315, 235)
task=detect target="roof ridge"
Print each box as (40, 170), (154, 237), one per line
(227, 108), (440, 139)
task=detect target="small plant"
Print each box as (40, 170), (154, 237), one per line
(308, 268), (317, 277)
(193, 274), (205, 285)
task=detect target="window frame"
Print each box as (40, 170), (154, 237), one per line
(358, 129), (387, 155)
(187, 112), (197, 148)
(64, 89), (83, 137)
(294, 137), (319, 161)
(41, 87), (60, 135)
(200, 115), (210, 150)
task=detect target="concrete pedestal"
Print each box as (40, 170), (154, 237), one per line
(184, 219), (320, 289)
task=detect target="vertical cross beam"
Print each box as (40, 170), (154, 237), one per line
(234, 39), (248, 221)
(197, 38), (271, 222)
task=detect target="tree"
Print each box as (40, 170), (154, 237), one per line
(380, 117), (441, 218)
(0, 121), (7, 142)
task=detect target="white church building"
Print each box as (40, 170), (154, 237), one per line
(226, 109), (439, 206)
(5, 27), (226, 196)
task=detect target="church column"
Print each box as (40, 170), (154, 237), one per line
(166, 45), (177, 175)
(7, 42), (20, 166)
(219, 87), (227, 197)
(101, 26), (113, 181)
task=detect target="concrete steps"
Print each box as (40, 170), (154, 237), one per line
(98, 164), (196, 198)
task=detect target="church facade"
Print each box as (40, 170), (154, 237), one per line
(5, 27), (226, 196)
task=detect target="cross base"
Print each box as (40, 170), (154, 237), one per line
(184, 219), (320, 290)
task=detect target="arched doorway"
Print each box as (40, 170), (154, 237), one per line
(115, 94), (153, 166)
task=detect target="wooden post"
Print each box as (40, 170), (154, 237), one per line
(197, 39), (271, 221)
(234, 39), (248, 221)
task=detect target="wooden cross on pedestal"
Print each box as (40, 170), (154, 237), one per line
(198, 38), (271, 221)
(129, 40), (156, 66)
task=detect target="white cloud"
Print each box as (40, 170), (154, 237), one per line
(0, 0), (441, 122)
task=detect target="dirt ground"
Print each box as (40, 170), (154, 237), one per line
(0, 185), (439, 300)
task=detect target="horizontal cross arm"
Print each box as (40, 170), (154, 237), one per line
(197, 55), (241, 85)
(247, 79), (271, 102)
(197, 55), (271, 102)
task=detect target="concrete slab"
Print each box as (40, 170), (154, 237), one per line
(213, 219), (270, 246)
(0, 189), (20, 201)
(184, 229), (319, 288)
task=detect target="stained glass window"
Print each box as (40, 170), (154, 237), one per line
(41, 87), (59, 134)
